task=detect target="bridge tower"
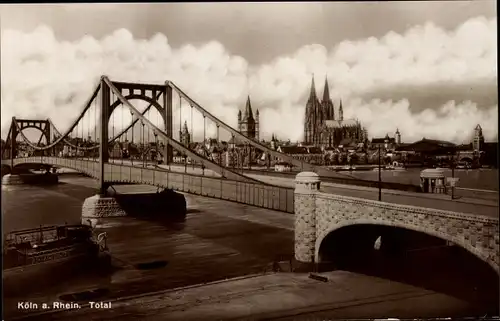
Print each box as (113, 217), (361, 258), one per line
(97, 77), (173, 195)
(3, 118), (52, 172)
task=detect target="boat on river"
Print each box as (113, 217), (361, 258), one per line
(2, 224), (109, 291)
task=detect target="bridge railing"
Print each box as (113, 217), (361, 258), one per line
(12, 157), (295, 213)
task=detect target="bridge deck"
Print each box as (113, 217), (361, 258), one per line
(245, 174), (498, 218)
(129, 160), (499, 218)
(5, 157), (498, 219)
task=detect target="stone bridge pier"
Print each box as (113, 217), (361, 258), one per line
(293, 172), (499, 274)
(294, 172), (321, 263)
(82, 194), (127, 228)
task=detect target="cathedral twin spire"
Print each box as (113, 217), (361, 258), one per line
(303, 74), (343, 145)
(307, 75), (337, 121)
(322, 77), (330, 103)
(309, 75), (317, 100)
(308, 74), (331, 102)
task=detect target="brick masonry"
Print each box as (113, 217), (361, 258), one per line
(2, 174), (24, 185)
(81, 194), (127, 228)
(294, 172), (499, 274)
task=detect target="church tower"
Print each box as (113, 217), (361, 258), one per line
(180, 121), (191, 146)
(395, 128), (401, 145)
(237, 110), (242, 132)
(238, 96), (257, 140)
(270, 133), (277, 150)
(473, 124), (484, 152)
(321, 77), (335, 120)
(338, 99), (344, 121)
(255, 109), (260, 141)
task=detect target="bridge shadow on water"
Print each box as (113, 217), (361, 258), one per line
(317, 225), (499, 316)
(111, 188), (188, 228)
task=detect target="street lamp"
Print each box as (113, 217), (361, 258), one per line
(378, 144), (382, 201)
(451, 148), (456, 200)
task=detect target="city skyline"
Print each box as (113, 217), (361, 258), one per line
(0, 2), (497, 144)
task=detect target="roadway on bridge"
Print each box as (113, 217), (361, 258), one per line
(107, 160), (498, 218)
(24, 157), (498, 218)
(243, 173), (498, 218)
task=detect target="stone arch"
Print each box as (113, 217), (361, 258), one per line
(109, 94), (166, 126)
(315, 218), (498, 274)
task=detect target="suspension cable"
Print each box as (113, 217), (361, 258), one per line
(147, 109), (151, 162)
(179, 95), (182, 141)
(130, 110), (134, 166)
(112, 92), (115, 163)
(231, 133), (235, 170)
(121, 104), (124, 165)
(81, 110), (84, 153)
(141, 120), (145, 167)
(203, 115), (206, 175)
(191, 105), (194, 169)
(94, 96), (97, 161)
(156, 107), (160, 163)
(154, 132), (158, 166)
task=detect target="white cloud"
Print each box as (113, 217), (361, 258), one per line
(1, 16), (497, 145)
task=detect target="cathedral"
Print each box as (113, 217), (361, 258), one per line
(303, 76), (365, 148)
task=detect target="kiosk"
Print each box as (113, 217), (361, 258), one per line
(420, 168), (446, 194)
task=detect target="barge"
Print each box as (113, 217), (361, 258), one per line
(3, 224), (109, 293)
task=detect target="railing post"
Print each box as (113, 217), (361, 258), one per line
(99, 77), (110, 195)
(294, 171), (320, 263)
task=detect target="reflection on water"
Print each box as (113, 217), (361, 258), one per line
(1, 183), (89, 233)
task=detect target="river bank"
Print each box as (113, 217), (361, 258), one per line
(11, 271), (493, 321)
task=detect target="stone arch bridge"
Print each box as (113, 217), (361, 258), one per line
(294, 172), (499, 274)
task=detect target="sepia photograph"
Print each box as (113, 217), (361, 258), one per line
(1, 2), (498, 320)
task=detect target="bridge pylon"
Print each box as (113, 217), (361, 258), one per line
(2, 117), (52, 173)
(97, 77), (174, 195)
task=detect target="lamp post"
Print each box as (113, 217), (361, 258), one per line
(451, 149), (456, 200)
(378, 144), (382, 201)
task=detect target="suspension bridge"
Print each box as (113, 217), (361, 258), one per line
(1, 76), (498, 273)
(1, 76), (359, 213)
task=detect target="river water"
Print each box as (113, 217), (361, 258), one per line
(2, 175), (498, 319)
(349, 168), (499, 191)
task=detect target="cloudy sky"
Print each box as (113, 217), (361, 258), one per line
(0, 2), (497, 143)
